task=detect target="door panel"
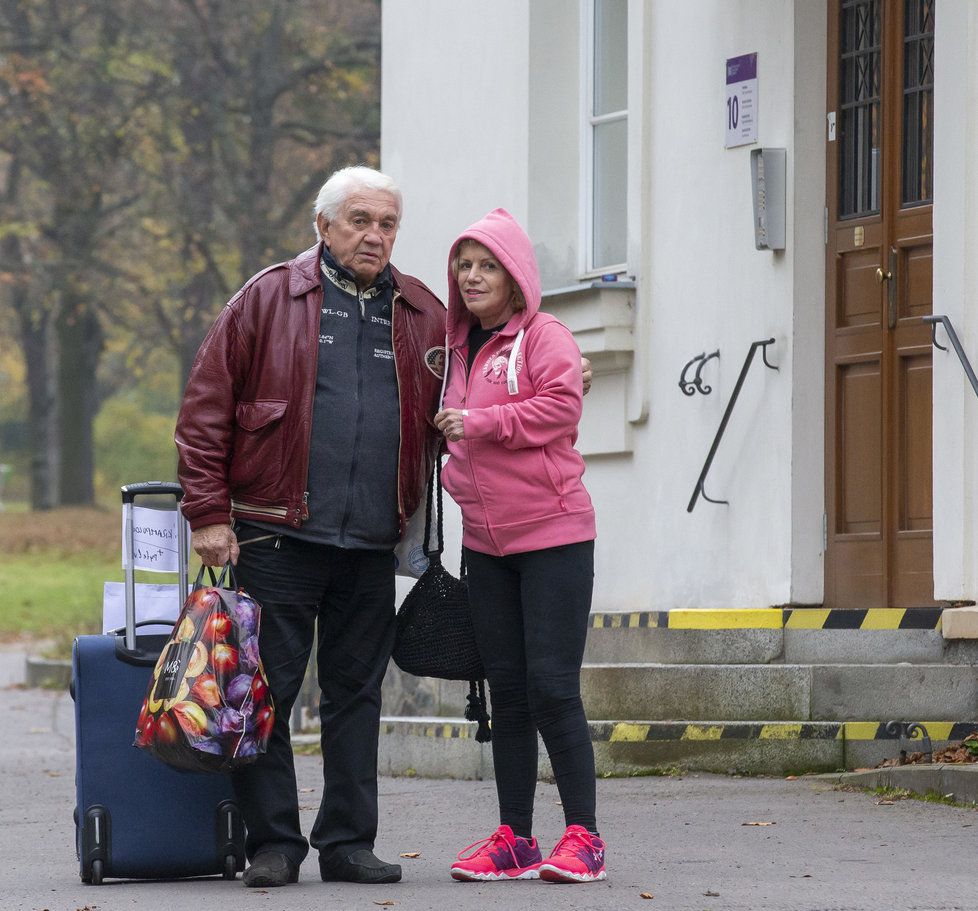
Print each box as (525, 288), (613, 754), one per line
(825, 0), (936, 608)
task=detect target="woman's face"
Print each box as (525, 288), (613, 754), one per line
(456, 241), (517, 329)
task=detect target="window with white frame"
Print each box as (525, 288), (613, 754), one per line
(585, 0), (628, 273)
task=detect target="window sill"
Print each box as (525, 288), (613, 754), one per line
(541, 280), (636, 456)
(540, 280), (635, 375)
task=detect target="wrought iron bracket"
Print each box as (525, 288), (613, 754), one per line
(884, 720), (933, 764)
(679, 350), (720, 396)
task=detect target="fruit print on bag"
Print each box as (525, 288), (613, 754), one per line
(134, 579), (275, 773)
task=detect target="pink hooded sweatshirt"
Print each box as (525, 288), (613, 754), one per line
(441, 208), (596, 556)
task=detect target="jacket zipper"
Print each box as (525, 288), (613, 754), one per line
(338, 287), (368, 542)
(391, 290), (406, 532)
(451, 344), (502, 554)
(294, 287), (321, 526)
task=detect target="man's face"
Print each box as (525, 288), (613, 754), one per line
(318, 189), (400, 289)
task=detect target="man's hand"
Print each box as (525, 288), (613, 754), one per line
(434, 408), (466, 442)
(192, 524), (240, 567)
(581, 356), (593, 396)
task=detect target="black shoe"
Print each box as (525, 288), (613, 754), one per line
(242, 851), (300, 887)
(319, 849), (402, 884)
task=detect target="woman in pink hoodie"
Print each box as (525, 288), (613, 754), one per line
(434, 209), (604, 884)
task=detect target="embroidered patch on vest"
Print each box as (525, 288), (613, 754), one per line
(424, 346), (446, 379)
(482, 347), (524, 385)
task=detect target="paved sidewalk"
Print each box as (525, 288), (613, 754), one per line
(2, 672), (978, 910)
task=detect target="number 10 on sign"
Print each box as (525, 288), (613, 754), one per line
(725, 53), (758, 148)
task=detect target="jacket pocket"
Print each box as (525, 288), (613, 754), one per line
(541, 447), (565, 498)
(230, 400), (289, 489)
(235, 399), (288, 431)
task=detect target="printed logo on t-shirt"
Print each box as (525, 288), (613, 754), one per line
(374, 347), (394, 360)
(424, 346), (446, 379)
(322, 307), (349, 319)
(482, 346), (523, 385)
(319, 334), (334, 345)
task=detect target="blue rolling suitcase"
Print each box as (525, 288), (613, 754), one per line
(71, 482), (246, 885)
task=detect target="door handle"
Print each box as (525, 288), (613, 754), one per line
(886, 246), (898, 329)
(876, 267), (892, 283)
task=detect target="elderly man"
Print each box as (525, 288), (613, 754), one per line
(176, 166), (445, 888)
(176, 166), (590, 888)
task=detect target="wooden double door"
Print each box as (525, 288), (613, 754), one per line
(824, 0), (936, 608)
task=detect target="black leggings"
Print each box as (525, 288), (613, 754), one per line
(464, 540), (596, 836)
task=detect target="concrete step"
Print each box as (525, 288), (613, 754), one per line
(584, 608), (978, 665)
(580, 662), (978, 722)
(290, 717), (978, 778)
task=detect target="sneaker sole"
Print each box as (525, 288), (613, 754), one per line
(451, 867), (541, 882)
(538, 864), (606, 883)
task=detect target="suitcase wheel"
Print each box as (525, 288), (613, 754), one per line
(223, 854), (238, 880)
(90, 859), (104, 886)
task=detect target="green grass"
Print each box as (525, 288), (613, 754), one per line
(1, 553), (198, 657)
(0, 551), (117, 639)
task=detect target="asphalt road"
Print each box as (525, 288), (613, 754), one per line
(2, 671), (977, 910)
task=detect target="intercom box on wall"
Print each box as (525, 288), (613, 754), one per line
(750, 147), (786, 251)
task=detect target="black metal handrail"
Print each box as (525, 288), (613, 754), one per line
(924, 315), (978, 399)
(687, 338), (778, 513)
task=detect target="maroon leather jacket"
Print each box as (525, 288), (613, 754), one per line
(175, 242), (446, 534)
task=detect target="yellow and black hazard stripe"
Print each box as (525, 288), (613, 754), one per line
(782, 608), (944, 630)
(381, 720), (477, 740)
(595, 722), (841, 742)
(841, 721), (978, 741)
(379, 718), (978, 743)
(589, 609), (784, 630)
(589, 607), (945, 631)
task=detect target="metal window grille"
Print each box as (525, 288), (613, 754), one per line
(839, 0), (881, 219)
(901, 0), (935, 207)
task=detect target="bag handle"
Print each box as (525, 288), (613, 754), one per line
(422, 457), (444, 558)
(193, 562), (238, 592)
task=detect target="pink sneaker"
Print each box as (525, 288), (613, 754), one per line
(538, 824), (607, 883)
(450, 825), (542, 881)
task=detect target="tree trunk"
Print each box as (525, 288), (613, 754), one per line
(56, 297), (103, 505)
(21, 308), (60, 510)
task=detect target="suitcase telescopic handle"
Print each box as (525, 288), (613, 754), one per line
(121, 481), (189, 651)
(121, 481), (184, 503)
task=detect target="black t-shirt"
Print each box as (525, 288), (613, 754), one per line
(466, 323), (506, 377)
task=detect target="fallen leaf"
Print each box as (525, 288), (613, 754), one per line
(299, 787), (316, 793)
(640, 892), (654, 900)
(373, 902), (396, 907)
(875, 799), (895, 806)
(399, 852), (421, 858)
(785, 775), (798, 780)
(741, 821), (776, 827)
(704, 890), (720, 897)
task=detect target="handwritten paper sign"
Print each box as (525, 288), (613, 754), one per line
(102, 582), (186, 635)
(121, 505), (188, 573)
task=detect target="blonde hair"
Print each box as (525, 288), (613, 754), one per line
(452, 239), (526, 312)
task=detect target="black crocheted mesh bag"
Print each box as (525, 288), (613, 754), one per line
(392, 460), (490, 741)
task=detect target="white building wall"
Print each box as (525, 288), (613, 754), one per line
(382, 0), (975, 610)
(381, 0), (530, 303)
(933, 0), (978, 602)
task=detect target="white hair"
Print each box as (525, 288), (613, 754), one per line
(312, 166), (403, 239)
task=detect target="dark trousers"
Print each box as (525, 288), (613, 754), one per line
(231, 524), (396, 866)
(464, 540), (597, 837)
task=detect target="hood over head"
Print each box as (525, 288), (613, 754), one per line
(446, 208), (541, 347)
